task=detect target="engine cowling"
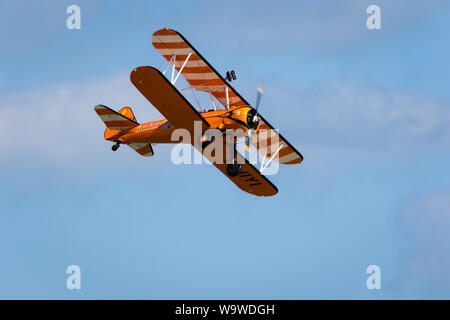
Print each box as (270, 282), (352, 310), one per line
(246, 108), (259, 130)
(221, 106), (260, 135)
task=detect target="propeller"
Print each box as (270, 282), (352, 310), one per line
(255, 87), (263, 112)
(245, 87), (263, 152)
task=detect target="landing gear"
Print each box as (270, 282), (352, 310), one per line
(227, 163), (243, 177)
(112, 141), (120, 151)
(225, 134), (243, 177)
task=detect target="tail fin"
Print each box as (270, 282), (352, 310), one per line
(117, 106), (137, 122)
(94, 105), (139, 130)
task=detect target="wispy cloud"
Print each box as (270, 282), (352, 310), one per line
(263, 78), (450, 153)
(0, 73), (165, 167)
(1, 73), (449, 169)
(392, 191), (450, 298)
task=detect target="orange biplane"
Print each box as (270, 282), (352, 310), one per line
(94, 28), (303, 196)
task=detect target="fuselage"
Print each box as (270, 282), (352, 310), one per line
(104, 105), (259, 145)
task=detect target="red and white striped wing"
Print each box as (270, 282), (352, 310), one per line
(152, 28), (244, 108)
(152, 29), (303, 166)
(253, 116), (303, 165)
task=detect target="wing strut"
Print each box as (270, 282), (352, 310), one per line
(162, 52), (193, 86)
(172, 51), (192, 85)
(260, 143), (285, 173)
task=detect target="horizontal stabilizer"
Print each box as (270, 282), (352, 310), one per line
(94, 105), (139, 131)
(127, 142), (154, 157)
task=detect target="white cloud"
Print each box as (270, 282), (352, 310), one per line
(262, 78), (450, 153)
(0, 73), (165, 167)
(392, 191), (450, 298)
(1, 73), (449, 171)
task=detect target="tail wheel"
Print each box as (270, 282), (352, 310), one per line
(112, 141), (120, 151)
(226, 163), (243, 177)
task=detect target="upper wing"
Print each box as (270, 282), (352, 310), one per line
(130, 66), (277, 196)
(152, 28), (245, 108)
(152, 28), (303, 165)
(252, 114), (304, 165)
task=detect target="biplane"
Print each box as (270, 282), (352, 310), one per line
(94, 28), (303, 196)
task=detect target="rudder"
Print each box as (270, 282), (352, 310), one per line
(117, 106), (137, 123)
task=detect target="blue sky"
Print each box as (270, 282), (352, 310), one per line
(1, 0), (450, 299)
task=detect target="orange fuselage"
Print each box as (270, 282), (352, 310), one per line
(104, 105), (258, 144)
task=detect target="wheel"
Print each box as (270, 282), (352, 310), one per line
(226, 163), (243, 177)
(112, 142), (120, 151)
